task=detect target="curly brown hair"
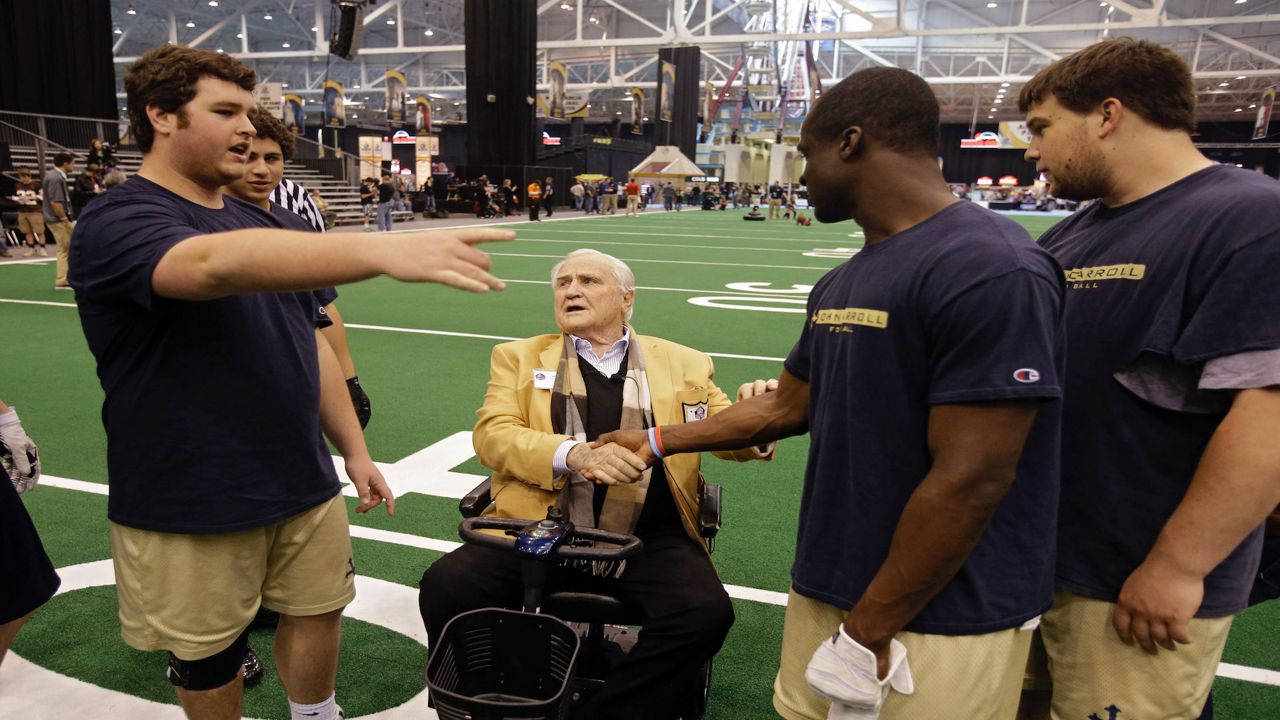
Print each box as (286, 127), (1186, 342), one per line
(125, 45), (256, 153)
(1019, 38), (1196, 134)
(248, 106), (296, 161)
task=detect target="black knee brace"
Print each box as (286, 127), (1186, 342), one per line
(167, 628), (250, 691)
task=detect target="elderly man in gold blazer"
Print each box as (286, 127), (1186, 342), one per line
(420, 249), (774, 720)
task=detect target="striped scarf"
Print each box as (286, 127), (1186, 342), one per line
(550, 329), (655, 535)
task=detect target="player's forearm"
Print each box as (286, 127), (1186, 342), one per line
(317, 331), (369, 459)
(663, 372), (808, 454)
(319, 304), (358, 378)
(844, 465), (1015, 647)
(153, 229), (391, 299)
(1146, 387), (1280, 577)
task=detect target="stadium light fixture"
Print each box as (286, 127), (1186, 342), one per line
(282, 41), (291, 47)
(1235, 108), (1244, 112)
(264, 13), (273, 20)
(387, 18), (396, 24)
(425, 28), (434, 36)
(236, 32), (243, 38)
(986, 2), (997, 7)
(1000, 82), (1010, 87)
(560, 1), (573, 9)
(209, 0), (218, 6)
(127, 4), (136, 14)
(1236, 75), (1246, 80)
(186, 18), (195, 27)
(1219, 81), (1230, 86)
(1250, 103), (1258, 108)
(114, 26), (122, 34)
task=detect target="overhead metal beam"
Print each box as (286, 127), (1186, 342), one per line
(600, 0), (667, 36)
(362, 0), (397, 26)
(934, 0), (1060, 61)
(188, 1), (261, 49)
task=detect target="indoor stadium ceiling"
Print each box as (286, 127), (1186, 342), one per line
(109, 0), (1280, 123)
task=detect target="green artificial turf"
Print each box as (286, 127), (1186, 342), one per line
(2, 209), (1275, 718)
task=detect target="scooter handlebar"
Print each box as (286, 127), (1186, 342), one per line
(458, 517), (644, 560)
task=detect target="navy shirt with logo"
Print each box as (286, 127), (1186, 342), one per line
(69, 176), (340, 534)
(785, 201), (1065, 635)
(1039, 164), (1280, 616)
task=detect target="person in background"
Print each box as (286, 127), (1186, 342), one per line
(87, 137), (116, 169)
(10, 168), (47, 257)
(377, 173), (395, 232)
(360, 178), (376, 231)
(543, 176), (555, 218)
(526, 178), (543, 222)
(42, 152), (75, 290)
(569, 179), (584, 210)
(625, 177), (642, 216)
(73, 162), (105, 218)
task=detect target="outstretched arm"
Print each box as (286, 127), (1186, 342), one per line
(153, 227), (514, 299)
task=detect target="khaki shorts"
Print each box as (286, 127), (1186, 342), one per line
(1030, 589), (1233, 720)
(110, 494), (355, 660)
(17, 212), (44, 237)
(774, 589), (1034, 720)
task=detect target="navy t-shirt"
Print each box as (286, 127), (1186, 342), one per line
(785, 201), (1065, 635)
(69, 176), (341, 534)
(1039, 164), (1280, 616)
(269, 202), (338, 328)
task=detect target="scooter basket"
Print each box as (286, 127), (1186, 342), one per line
(426, 608), (581, 720)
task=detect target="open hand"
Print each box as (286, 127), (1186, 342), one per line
(380, 228), (514, 291)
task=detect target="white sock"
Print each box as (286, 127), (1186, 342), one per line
(289, 693), (341, 720)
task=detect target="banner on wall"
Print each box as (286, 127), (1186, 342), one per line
(358, 135), (381, 180)
(414, 135), (437, 184)
(659, 61), (676, 122)
(254, 82), (283, 118)
(548, 61), (568, 119)
(385, 70), (407, 125)
(414, 97), (432, 134)
(324, 80), (346, 128)
(630, 87), (645, 133)
(536, 91), (589, 118)
(283, 94), (305, 134)
(1254, 87), (1276, 140)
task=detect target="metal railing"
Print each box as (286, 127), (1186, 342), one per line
(0, 118), (86, 177)
(0, 111), (129, 155)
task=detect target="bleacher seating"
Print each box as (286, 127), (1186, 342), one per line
(6, 146), (406, 227)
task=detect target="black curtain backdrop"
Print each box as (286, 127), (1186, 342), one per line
(464, 0), (536, 166)
(939, 124), (1037, 185)
(0, 0), (116, 119)
(655, 46), (700, 161)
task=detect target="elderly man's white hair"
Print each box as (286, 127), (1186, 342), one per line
(551, 249), (637, 323)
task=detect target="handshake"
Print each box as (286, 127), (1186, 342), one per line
(569, 378), (779, 485)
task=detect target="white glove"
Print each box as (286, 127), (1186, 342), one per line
(0, 408), (41, 492)
(805, 626), (913, 720)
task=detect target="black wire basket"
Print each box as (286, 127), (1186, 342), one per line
(426, 608), (581, 720)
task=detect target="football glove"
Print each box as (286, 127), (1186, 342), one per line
(805, 626), (913, 720)
(0, 408), (41, 493)
(347, 376), (372, 429)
